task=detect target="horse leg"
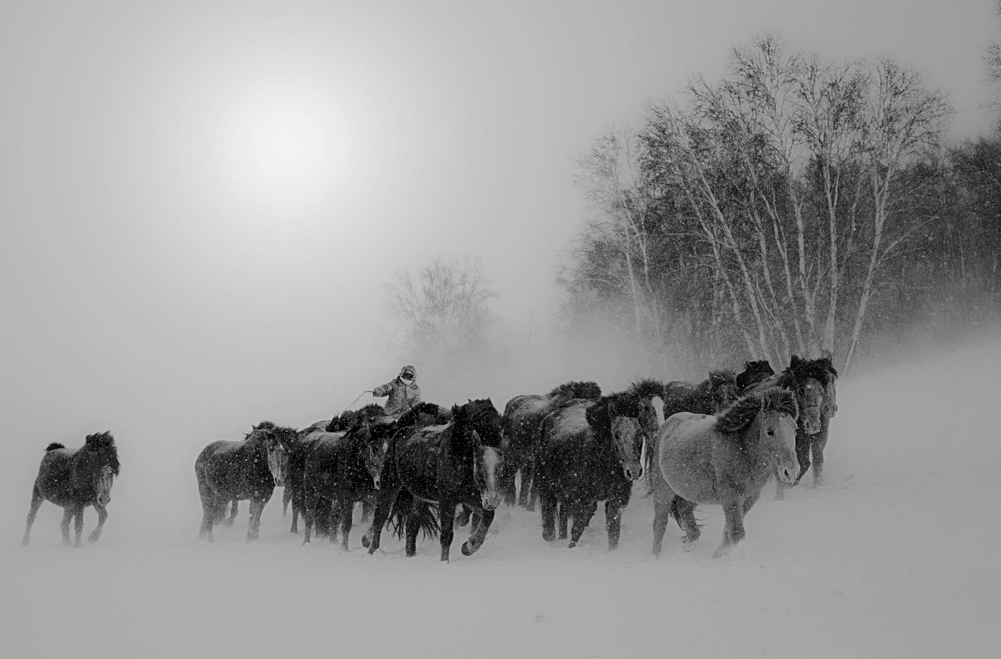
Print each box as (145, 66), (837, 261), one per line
(527, 464), (540, 512)
(196, 474), (216, 541)
(302, 486), (318, 544)
(569, 500), (597, 549)
(714, 499), (746, 559)
(518, 460), (534, 509)
(462, 507), (495, 556)
(604, 500), (623, 551)
(289, 496), (300, 534)
(360, 494), (375, 523)
(673, 497), (701, 547)
(558, 499), (569, 540)
(60, 507), (73, 545)
(73, 505), (85, 547)
(339, 499), (353, 550)
(88, 504), (108, 543)
(404, 508), (420, 557)
(811, 430), (829, 487)
(22, 486), (44, 547)
(652, 499), (672, 556)
(438, 500), (457, 562)
(247, 497), (267, 542)
(362, 486), (398, 554)
(225, 500), (238, 526)
(539, 486), (557, 542)
(455, 504), (471, 527)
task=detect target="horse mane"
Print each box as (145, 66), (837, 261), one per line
(327, 404), (385, 432)
(397, 402), (451, 428)
(585, 390), (644, 429)
(451, 399), (502, 448)
(628, 378), (666, 401)
(715, 388), (798, 434)
(83, 431), (120, 475)
(45, 442), (65, 452)
(778, 355), (837, 388)
(246, 421), (275, 439)
(246, 421), (297, 447)
(548, 380), (602, 400)
(736, 361), (775, 392)
(706, 369), (737, 391)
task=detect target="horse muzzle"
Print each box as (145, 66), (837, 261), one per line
(622, 461), (643, 482)
(801, 406), (822, 435)
(481, 493), (501, 511)
(776, 460), (799, 484)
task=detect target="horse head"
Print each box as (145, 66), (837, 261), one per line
(716, 387), (799, 482)
(781, 355), (834, 435)
(79, 432), (120, 506)
(363, 421), (396, 489)
(254, 422), (297, 487)
(587, 394), (646, 481)
(459, 399), (504, 511)
(756, 388), (800, 483)
(736, 360), (775, 394)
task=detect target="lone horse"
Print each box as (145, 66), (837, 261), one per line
(535, 389), (653, 550)
(500, 380), (602, 509)
(363, 399), (504, 562)
(23, 431), (121, 547)
(195, 421), (298, 542)
(652, 387), (799, 558)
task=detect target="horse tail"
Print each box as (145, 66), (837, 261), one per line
(388, 491), (439, 541)
(44, 442), (65, 452)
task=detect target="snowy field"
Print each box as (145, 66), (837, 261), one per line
(4, 342), (1001, 659)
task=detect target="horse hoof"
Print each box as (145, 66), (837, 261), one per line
(361, 535), (371, 548)
(568, 540), (578, 549)
(542, 530), (555, 542)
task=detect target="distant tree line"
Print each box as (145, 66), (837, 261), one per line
(560, 35), (1001, 374)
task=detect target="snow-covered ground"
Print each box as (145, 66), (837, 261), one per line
(4, 341), (1001, 659)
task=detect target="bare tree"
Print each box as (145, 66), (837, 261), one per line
(388, 257), (497, 362)
(567, 35), (950, 374)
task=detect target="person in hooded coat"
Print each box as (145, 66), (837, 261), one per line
(371, 365), (422, 418)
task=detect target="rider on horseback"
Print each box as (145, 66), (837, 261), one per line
(371, 364), (422, 419)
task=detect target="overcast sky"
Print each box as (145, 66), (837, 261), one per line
(1, 0), (996, 441)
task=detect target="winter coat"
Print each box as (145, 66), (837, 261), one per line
(372, 378), (422, 417)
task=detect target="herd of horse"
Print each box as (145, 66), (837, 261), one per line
(21, 355), (838, 560)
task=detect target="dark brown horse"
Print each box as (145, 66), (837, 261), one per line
(284, 405), (385, 533)
(301, 411), (403, 548)
(362, 399), (504, 562)
(195, 421), (298, 542)
(736, 360), (775, 393)
(500, 381), (602, 509)
(535, 389), (653, 550)
(652, 388), (799, 558)
(660, 369), (739, 420)
(755, 355), (839, 497)
(23, 432), (121, 547)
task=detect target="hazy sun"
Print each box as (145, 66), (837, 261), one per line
(215, 80), (351, 211)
